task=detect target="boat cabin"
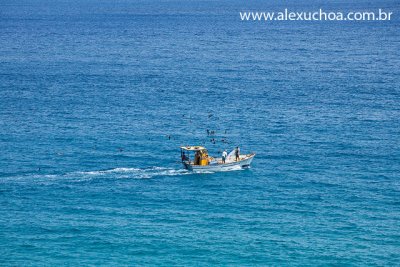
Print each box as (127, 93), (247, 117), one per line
(180, 146), (211, 166)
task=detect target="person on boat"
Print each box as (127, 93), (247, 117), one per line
(222, 150), (227, 164)
(235, 146), (240, 161)
(181, 152), (188, 161)
(194, 151), (200, 165)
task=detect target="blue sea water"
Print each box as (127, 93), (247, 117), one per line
(1, 0), (400, 265)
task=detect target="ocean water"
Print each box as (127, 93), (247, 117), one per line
(1, 0), (400, 265)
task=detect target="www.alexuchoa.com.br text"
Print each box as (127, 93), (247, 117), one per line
(240, 9), (393, 21)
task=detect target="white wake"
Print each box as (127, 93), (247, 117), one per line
(76, 166), (190, 179)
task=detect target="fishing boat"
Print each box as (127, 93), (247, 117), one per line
(180, 146), (255, 172)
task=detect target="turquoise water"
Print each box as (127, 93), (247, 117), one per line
(1, 0), (400, 265)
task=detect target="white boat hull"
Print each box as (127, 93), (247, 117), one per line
(183, 154), (255, 173)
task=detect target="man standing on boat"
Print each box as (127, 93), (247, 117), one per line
(235, 146), (240, 161)
(222, 150), (227, 164)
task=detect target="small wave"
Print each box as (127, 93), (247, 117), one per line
(76, 167), (141, 176)
(220, 165), (247, 172)
(75, 166), (190, 179)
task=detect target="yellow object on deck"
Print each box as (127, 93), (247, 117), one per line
(199, 158), (209, 166)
